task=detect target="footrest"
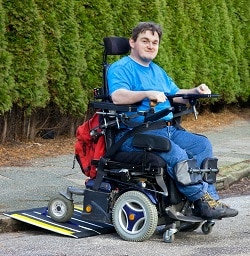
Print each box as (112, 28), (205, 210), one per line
(165, 206), (203, 222)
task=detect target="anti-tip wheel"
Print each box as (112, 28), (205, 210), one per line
(48, 194), (74, 223)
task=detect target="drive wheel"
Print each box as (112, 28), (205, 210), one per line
(48, 194), (74, 223)
(112, 190), (158, 242)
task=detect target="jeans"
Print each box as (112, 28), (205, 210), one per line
(116, 126), (219, 202)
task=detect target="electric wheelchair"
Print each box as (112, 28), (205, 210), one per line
(48, 37), (219, 243)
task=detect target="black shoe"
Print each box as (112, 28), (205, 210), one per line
(215, 200), (239, 218)
(193, 192), (238, 220)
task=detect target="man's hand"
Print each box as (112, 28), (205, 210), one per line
(196, 84), (211, 94)
(146, 91), (167, 103)
(174, 84), (211, 104)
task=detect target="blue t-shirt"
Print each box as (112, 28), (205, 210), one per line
(108, 56), (179, 123)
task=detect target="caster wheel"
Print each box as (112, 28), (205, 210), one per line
(201, 221), (214, 235)
(48, 194), (74, 223)
(163, 230), (175, 243)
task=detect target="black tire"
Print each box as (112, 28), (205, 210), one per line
(112, 190), (158, 242)
(48, 194), (74, 223)
(201, 222), (213, 235)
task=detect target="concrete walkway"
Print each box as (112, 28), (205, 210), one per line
(202, 120), (250, 189)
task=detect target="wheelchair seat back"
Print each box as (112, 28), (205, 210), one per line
(94, 37), (130, 101)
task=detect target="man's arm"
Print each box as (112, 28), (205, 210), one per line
(111, 84), (211, 105)
(111, 89), (167, 105)
(173, 84), (211, 104)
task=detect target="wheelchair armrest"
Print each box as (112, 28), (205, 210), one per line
(172, 103), (188, 113)
(132, 134), (171, 152)
(89, 101), (138, 112)
(171, 103), (190, 123)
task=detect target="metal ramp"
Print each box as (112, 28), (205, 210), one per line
(3, 206), (115, 238)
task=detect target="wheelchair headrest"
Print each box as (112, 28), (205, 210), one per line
(103, 37), (130, 55)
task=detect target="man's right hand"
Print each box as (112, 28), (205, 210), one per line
(146, 91), (167, 103)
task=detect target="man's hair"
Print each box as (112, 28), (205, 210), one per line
(131, 22), (163, 42)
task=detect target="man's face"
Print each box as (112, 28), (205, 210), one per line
(129, 30), (160, 66)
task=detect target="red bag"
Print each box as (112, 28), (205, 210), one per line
(75, 113), (106, 178)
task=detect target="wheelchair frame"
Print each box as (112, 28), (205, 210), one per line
(48, 37), (219, 243)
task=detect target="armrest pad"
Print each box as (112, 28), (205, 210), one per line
(89, 101), (138, 112)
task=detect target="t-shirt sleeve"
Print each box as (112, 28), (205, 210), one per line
(107, 64), (131, 95)
(161, 68), (180, 95)
(167, 77), (179, 95)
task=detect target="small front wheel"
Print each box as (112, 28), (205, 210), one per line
(48, 194), (74, 223)
(163, 230), (175, 243)
(201, 221), (214, 235)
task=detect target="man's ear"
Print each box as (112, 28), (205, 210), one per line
(129, 38), (135, 49)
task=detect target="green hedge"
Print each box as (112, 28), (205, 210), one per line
(3, 0), (49, 115)
(0, 0), (14, 113)
(0, 0), (249, 116)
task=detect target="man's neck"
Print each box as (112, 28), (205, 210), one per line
(128, 55), (150, 67)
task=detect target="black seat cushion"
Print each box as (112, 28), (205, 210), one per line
(111, 151), (166, 168)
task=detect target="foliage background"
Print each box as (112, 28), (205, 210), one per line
(0, 0), (249, 142)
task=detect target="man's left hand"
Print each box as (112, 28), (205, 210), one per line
(196, 84), (211, 94)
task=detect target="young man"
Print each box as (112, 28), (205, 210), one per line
(107, 21), (238, 219)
